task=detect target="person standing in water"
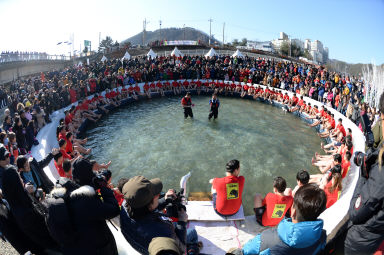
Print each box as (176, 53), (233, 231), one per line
(181, 92), (194, 119)
(209, 94), (220, 120)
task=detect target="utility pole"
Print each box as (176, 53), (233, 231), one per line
(222, 22), (225, 46)
(208, 18), (213, 45)
(99, 32), (101, 51)
(159, 20), (162, 43)
(143, 18), (149, 46)
(183, 24), (186, 40)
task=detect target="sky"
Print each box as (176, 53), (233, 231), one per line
(0, 0), (383, 64)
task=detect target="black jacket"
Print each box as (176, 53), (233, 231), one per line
(29, 153), (55, 193)
(1, 165), (59, 252)
(63, 185), (120, 255)
(344, 161), (384, 254)
(0, 198), (45, 254)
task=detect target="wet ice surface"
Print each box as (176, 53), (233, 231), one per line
(86, 96), (321, 215)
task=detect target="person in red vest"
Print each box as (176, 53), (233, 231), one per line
(210, 159), (245, 216)
(181, 92), (194, 119)
(253, 176), (293, 227)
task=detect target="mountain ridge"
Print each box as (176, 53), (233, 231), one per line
(121, 27), (220, 45)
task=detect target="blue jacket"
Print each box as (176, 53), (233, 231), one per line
(243, 218), (326, 255)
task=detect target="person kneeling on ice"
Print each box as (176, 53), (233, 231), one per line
(209, 159), (244, 216)
(227, 184), (327, 255)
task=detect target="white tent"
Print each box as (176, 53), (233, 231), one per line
(77, 61), (83, 67)
(232, 49), (245, 58)
(205, 48), (218, 58)
(171, 47), (184, 57)
(122, 51), (131, 60)
(147, 49), (157, 59)
(101, 55), (108, 62)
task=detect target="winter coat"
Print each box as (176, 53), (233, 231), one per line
(0, 198), (44, 254)
(1, 165), (60, 252)
(63, 185), (120, 255)
(344, 159), (384, 254)
(242, 218), (326, 255)
(120, 205), (187, 255)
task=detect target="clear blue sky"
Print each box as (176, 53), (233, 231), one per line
(0, 0), (383, 64)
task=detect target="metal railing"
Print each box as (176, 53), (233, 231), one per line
(153, 49), (290, 62)
(0, 53), (71, 63)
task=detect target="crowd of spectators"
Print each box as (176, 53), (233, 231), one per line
(0, 53), (383, 254)
(0, 51), (50, 63)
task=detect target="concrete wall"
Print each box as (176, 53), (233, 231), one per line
(0, 60), (72, 84)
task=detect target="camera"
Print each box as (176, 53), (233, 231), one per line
(164, 188), (186, 220)
(354, 146), (380, 179)
(35, 188), (44, 200)
(92, 170), (111, 189)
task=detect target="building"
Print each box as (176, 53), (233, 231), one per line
(304, 39), (311, 51)
(280, 32), (288, 40)
(246, 41), (274, 52)
(270, 32), (329, 63)
(291, 39), (304, 50)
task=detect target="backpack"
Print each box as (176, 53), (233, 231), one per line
(45, 180), (78, 247)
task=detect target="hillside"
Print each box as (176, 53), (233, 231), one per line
(326, 59), (384, 76)
(121, 27), (220, 45)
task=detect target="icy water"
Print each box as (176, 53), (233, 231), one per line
(86, 96), (322, 215)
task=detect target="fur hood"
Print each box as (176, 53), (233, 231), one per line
(70, 185), (96, 198)
(50, 187), (67, 198)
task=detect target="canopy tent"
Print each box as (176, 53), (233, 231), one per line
(232, 49), (245, 58)
(100, 55), (108, 62)
(147, 49), (157, 59)
(171, 47), (184, 57)
(205, 48), (218, 58)
(122, 51), (131, 60)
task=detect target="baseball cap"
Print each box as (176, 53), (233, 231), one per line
(122, 176), (163, 208)
(0, 146), (10, 161)
(148, 237), (180, 255)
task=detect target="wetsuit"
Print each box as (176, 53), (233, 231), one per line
(181, 97), (193, 119)
(209, 98), (220, 120)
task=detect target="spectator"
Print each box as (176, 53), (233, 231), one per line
(60, 158), (120, 255)
(120, 175), (187, 254)
(0, 146), (10, 190)
(228, 184), (327, 255)
(16, 148), (58, 193)
(148, 237), (181, 255)
(253, 176), (293, 227)
(286, 170), (310, 197)
(320, 172), (342, 208)
(210, 159), (244, 216)
(0, 189), (43, 254)
(1, 165), (60, 252)
(344, 145), (384, 254)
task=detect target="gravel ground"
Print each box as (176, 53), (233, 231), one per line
(0, 239), (18, 255)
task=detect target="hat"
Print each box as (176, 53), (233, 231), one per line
(226, 248), (243, 255)
(148, 237), (180, 255)
(122, 176), (163, 208)
(72, 158), (95, 186)
(0, 146), (10, 161)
